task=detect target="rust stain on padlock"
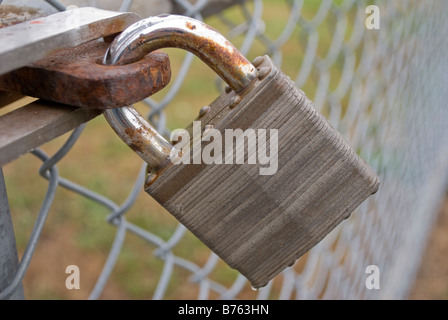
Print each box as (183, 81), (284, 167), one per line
(178, 22), (256, 92)
(185, 21), (196, 30)
(124, 124), (172, 163)
(0, 39), (171, 109)
(124, 126), (147, 153)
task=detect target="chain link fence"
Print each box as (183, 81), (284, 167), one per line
(1, 0), (448, 299)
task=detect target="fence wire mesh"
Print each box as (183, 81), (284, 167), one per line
(2, 0), (448, 299)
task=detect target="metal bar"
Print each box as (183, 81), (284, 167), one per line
(0, 7), (141, 75)
(0, 168), (25, 300)
(0, 100), (102, 167)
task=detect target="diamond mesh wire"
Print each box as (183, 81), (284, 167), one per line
(2, 0), (448, 299)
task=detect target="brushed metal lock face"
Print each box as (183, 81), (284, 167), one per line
(104, 15), (380, 289)
(144, 55), (380, 289)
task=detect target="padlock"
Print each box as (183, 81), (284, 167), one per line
(103, 15), (380, 289)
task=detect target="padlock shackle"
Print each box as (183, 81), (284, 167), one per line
(103, 15), (257, 93)
(104, 15), (258, 172)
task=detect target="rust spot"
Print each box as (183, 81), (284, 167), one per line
(125, 127), (136, 139)
(138, 34), (146, 45)
(124, 127), (148, 153)
(172, 29), (254, 92)
(127, 142), (139, 152)
(186, 21), (196, 30)
(172, 135), (182, 145)
(144, 160), (174, 190)
(144, 172), (159, 189)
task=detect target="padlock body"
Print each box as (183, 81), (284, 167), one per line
(145, 56), (379, 288)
